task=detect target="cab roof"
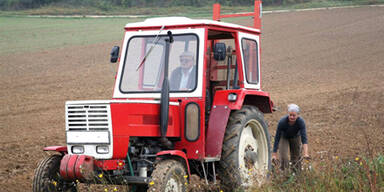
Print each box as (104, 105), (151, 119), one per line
(124, 17), (260, 34)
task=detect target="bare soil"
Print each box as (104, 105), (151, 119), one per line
(1, 6), (383, 191)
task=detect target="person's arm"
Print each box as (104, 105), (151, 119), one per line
(272, 122), (282, 159)
(186, 66), (196, 90)
(299, 118), (309, 157)
(169, 68), (179, 90)
(302, 143), (309, 157)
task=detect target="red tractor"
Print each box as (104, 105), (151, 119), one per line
(33, 1), (273, 191)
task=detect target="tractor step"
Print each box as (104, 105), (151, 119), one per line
(112, 176), (151, 185)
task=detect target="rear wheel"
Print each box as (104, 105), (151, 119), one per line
(147, 159), (187, 192)
(219, 105), (271, 189)
(33, 154), (77, 192)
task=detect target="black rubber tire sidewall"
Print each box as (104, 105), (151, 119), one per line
(33, 154), (77, 192)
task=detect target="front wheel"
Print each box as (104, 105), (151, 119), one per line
(147, 159), (187, 192)
(219, 105), (271, 189)
(33, 154), (77, 192)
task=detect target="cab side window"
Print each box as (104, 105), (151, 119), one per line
(241, 38), (259, 84)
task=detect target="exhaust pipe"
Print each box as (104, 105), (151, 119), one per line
(159, 31), (174, 149)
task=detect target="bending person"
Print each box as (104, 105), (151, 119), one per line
(272, 104), (309, 172)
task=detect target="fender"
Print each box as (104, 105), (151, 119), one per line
(156, 150), (191, 176)
(211, 89), (273, 113)
(43, 146), (67, 154)
(205, 89), (273, 158)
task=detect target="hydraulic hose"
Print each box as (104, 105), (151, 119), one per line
(126, 152), (136, 192)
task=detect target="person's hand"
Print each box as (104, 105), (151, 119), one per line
(271, 152), (279, 166)
(303, 154), (311, 160)
(272, 152), (278, 160)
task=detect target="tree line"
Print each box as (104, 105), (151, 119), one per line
(1, 0), (312, 10)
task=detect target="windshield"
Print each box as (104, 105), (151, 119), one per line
(119, 34), (198, 93)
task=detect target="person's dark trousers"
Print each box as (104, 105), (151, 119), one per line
(278, 136), (302, 172)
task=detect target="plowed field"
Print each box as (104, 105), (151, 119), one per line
(1, 6), (383, 191)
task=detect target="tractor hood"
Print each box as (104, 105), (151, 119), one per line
(109, 100), (181, 137)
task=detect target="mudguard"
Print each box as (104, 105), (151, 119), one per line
(43, 146), (67, 153)
(212, 89), (273, 112)
(205, 89), (273, 158)
(156, 150), (191, 176)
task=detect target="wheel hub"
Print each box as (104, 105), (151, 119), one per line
(245, 148), (258, 166)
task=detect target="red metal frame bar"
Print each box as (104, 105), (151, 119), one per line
(213, 0), (262, 29)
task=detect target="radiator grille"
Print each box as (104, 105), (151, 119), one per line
(66, 104), (111, 131)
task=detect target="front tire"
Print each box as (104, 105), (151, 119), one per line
(33, 154), (77, 192)
(148, 159), (187, 192)
(219, 105), (271, 189)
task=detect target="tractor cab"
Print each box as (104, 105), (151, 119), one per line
(113, 17), (262, 99)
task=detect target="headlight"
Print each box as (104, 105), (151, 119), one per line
(72, 146), (84, 154)
(228, 93), (237, 102)
(96, 146), (109, 154)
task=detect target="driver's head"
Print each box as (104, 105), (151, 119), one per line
(179, 51), (194, 69)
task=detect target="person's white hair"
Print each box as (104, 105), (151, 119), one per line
(287, 104), (300, 113)
(180, 51), (194, 59)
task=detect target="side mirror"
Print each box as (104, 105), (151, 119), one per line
(213, 43), (226, 61)
(110, 46), (120, 63)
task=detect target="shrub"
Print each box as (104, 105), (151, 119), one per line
(253, 154), (384, 192)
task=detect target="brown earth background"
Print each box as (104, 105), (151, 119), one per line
(1, 6), (384, 191)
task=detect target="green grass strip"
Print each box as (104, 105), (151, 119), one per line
(0, 16), (142, 54)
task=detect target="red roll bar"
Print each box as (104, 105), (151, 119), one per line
(212, 0), (262, 30)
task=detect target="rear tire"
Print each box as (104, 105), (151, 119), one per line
(147, 159), (187, 192)
(33, 154), (77, 192)
(219, 105), (271, 189)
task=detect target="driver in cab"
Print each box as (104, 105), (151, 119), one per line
(170, 51), (196, 91)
